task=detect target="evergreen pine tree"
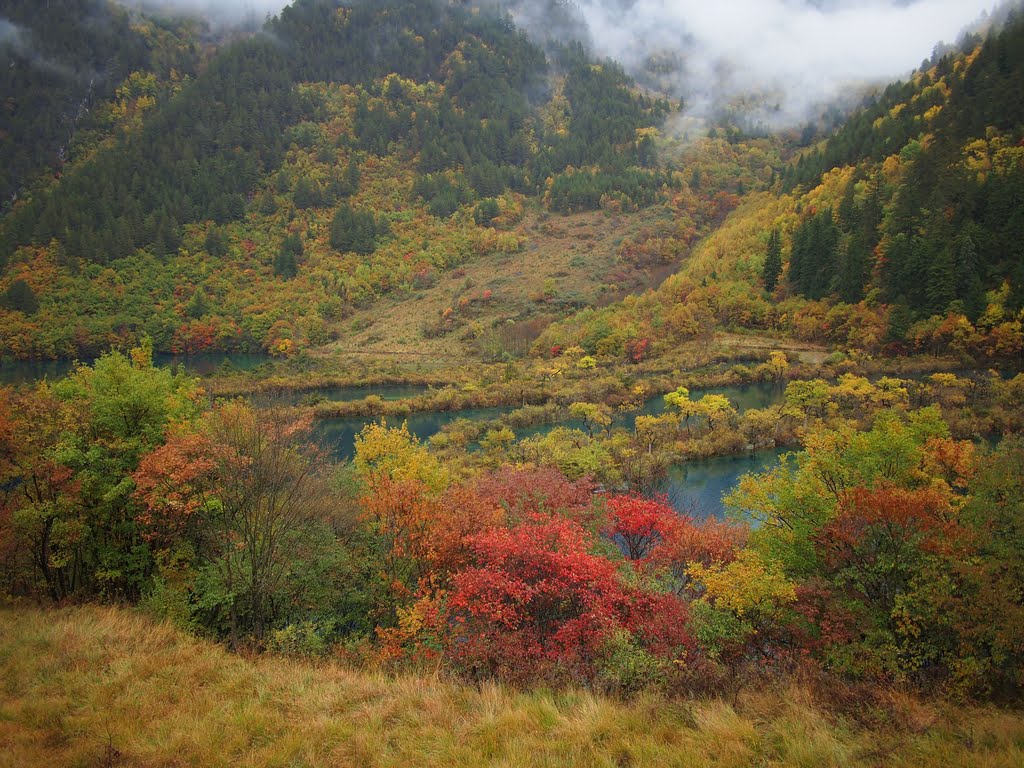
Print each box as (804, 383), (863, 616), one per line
(788, 223), (808, 294)
(837, 237), (868, 304)
(293, 176), (323, 209)
(256, 190), (278, 216)
(329, 204), (383, 255)
(1, 278), (39, 315)
(926, 244), (957, 316)
(955, 234), (985, 319)
(186, 288), (209, 319)
(474, 198), (501, 226)
(762, 228), (783, 293)
(886, 302), (914, 342)
(204, 226), (228, 258)
(274, 233), (302, 279)
(329, 204), (356, 252)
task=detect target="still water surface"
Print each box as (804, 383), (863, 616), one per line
(2, 357), (791, 518)
(314, 382), (790, 518)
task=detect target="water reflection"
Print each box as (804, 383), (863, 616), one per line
(660, 448), (789, 520)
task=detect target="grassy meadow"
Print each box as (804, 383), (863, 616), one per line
(1, 604), (1022, 768)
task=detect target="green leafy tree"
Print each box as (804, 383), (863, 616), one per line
(5, 343), (198, 601)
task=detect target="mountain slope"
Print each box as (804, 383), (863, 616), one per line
(1, 0), (710, 360)
(537, 13), (1024, 364)
(0, 0), (203, 210)
(3, 1), (1021, 366)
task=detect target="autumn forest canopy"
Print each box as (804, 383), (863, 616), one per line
(2, 1), (1024, 765)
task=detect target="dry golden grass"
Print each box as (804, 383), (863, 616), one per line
(1, 605), (1023, 767)
(338, 206), (673, 360)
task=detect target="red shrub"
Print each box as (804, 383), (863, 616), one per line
(625, 337), (649, 363)
(444, 508), (697, 684)
(649, 516), (748, 595)
(445, 514), (627, 682)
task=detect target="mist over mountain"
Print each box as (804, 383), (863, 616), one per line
(29, 1), (1004, 125)
(505, 0), (1000, 125)
(118, 0), (287, 27)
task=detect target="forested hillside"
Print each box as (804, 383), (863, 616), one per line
(537, 11), (1024, 364)
(0, 0), (204, 210)
(4, 2), (1022, 366)
(785, 13), (1024, 317)
(1, 0), (695, 360)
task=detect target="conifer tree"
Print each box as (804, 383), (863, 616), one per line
(329, 204), (382, 255)
(293, 177), (322, 210)
(1, 278), (39, 315)
(186, 288), (209, 319)
(762, 228), (783, 293)
(256, 190), (278, 216)
(274, 233), (302, 279)
(204, 227), (228, 258)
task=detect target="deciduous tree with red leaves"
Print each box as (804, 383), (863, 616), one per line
(445, 514), (624, 682)
(444, 510), (694, 685)
(810, 484), (966, 681)
(134, 402), (329, 645)
(133, 431), (223, 548)
(815, 485), (959, 607)
(651, 517), (748, 595)
(603, 494), (683, 561)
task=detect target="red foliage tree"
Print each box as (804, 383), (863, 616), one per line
(427, 484), (506, 576)
(813, 485), (961, 618)
(360, 476), (438, 600)
(172, 319), (218, 354)
(133, 431), (224, 546)
(445, 514), (628, 682)
(625, 337), (649, 363)
(604, 494), (683, 561)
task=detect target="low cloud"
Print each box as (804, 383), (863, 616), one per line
(1, 17), (29, 52)
(508, 0), (1001, 125)
(119, 1), (288, 28)
(1, 16), (79, 79)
